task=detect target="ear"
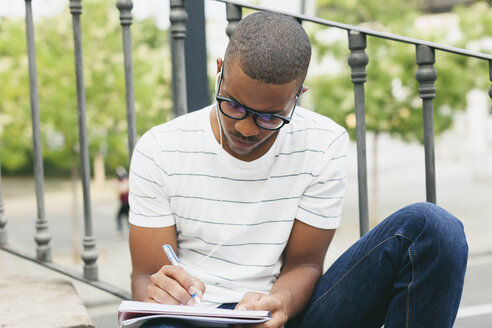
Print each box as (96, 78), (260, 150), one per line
(216, 58), (223, 74)
(301, 86), (309, 94)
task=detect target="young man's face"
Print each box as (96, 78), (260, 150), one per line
(212, 59), (300, 162)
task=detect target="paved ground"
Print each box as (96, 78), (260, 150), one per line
(1, 130), (491, 327)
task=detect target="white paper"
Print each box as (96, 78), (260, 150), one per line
(118, 300), (271, 328)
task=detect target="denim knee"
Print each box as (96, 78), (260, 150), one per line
(400, 202), (468, 263)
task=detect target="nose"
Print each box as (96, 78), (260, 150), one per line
(234, 115), (259, 137)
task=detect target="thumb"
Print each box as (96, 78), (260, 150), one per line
(236, 304), (250, 311)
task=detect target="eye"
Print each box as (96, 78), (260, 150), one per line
(257, 114), (282, 129)
(257, 114), (275, 122)
(220, 100), (247, 118)
(229, 102), (246, 114)
(228, 101), (240, 110)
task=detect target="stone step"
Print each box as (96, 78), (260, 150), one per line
(0, 275), (94, 328)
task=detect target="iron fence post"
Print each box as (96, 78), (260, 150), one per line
(348, 31), (370, 236)
(116, 0), (137, 161)
(24, 0), (52, 261)
(416, 45), (438, 204)
(69, 0), (99, 281)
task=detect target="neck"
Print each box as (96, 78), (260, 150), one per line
(209, 106), (279, 162)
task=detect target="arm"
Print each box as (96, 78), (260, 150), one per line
(271, 220), (335, 318)
(128, 132), (204, 304)
(236, 219), (335, 327)
(129, 224), (205, 304)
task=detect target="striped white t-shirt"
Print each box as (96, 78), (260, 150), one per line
(129, 105), (348, 305)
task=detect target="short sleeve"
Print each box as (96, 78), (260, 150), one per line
(295, 130), (349, 229)
(128, 130), (176, 228)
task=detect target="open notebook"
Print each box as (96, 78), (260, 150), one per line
(118, 300), (272, 328)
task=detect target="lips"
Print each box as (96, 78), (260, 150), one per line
(229, 134), (257, 149)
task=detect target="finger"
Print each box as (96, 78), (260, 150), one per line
(236, 294), (287, 328)
(236, 304), (250, 311)
(236, 292), (263, 311)
(190, 277), (206, 295)
(143, 296), (158, 303)
(149, 267), (191, 304)
(182, 277), (206, 305)
(256, 296), (283, 312)
(249, 314), (285, 328)
(145, 281), (180, 305)
(189, 277), (206, 302)
(163, 265), (201, 298)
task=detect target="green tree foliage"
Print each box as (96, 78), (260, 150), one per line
(450, 1), (492, 92)
(309, 0), (491, 143)
(0, 0), (172, 175)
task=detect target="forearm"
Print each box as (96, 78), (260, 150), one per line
(270, 263), (323, 319)
(131, 273), (151, 301)
(129, 225), (179, 302)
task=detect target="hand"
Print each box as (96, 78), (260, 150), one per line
(234, 292), (288, 328)
(144, 265), (205, 305)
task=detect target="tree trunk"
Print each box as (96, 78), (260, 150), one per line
(370, 131), (379, 228)
(93, 152), (106, 188)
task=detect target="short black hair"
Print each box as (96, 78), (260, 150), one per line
(224, 11), (311, 87)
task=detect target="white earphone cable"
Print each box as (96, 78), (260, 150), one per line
(194, 103), (228, 267)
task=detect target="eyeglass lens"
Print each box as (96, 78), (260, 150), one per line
(219, 100), (284, 129)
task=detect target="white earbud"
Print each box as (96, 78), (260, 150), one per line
(214, 68), (223, 147)
(214, 70), (221, 95)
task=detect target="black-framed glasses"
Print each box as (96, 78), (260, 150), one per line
(215, 66), (303, 131)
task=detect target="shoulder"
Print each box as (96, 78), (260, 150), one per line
(152, 106), (211, 135)
(291, 107), (345, 132)
(136, 106), (212, 149)
(284, 107), (348, 152)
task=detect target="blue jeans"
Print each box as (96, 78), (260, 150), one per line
(141, 202), (468, 328)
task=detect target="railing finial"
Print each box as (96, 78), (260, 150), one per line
(81, 237), (98, 280)
(416, 45), (438, 99)
(69, 0), (82, 15)
(348, 31), (369, 83)
(170, 0), (188, 40)
(226, 4), (242, 38)
(116, 0), (133, 26)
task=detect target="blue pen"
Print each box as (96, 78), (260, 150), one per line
(162, 244), (201, 305)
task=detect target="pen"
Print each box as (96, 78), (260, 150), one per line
(162, 244), (201, 305)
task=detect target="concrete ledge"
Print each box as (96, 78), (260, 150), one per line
(0, 275), (94, 328)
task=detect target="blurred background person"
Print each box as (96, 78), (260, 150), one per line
(115, 166), (129, 236)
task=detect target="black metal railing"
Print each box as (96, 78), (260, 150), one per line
(205, 0), (492, 235)
(0, 0), (490, 300)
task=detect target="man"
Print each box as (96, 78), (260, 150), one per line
(128, 11), (468, 328)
